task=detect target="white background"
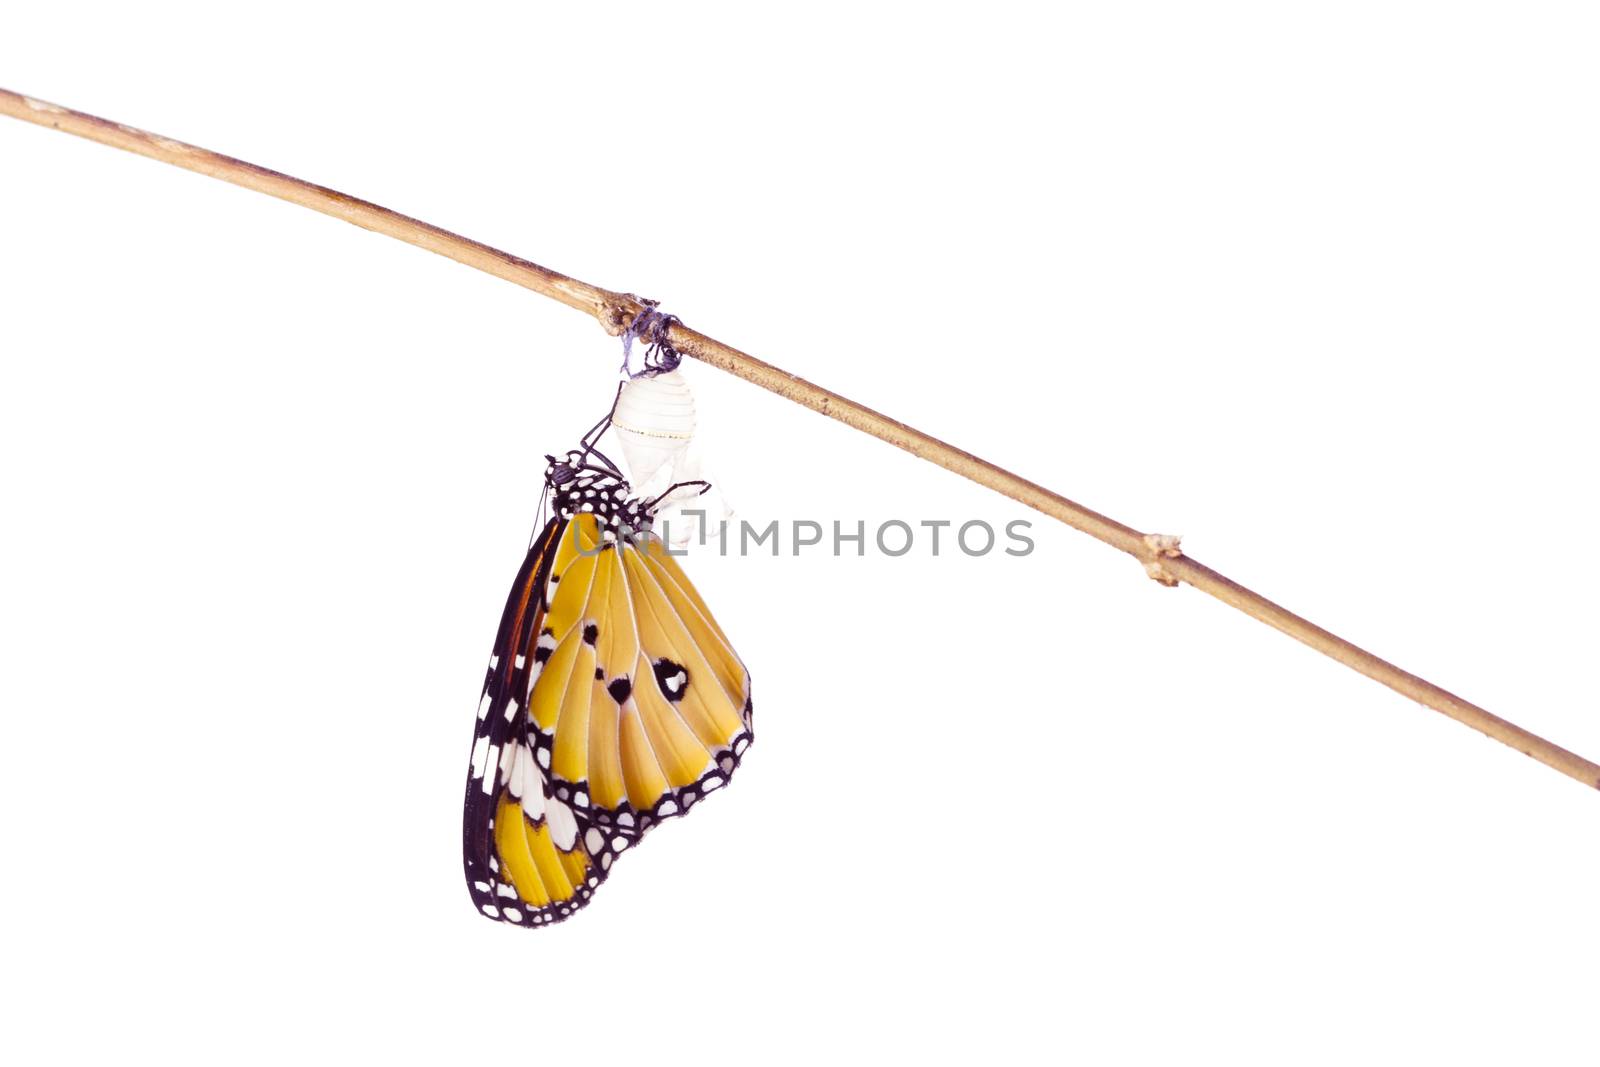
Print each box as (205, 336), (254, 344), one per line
(2, 3), (1596, 1063)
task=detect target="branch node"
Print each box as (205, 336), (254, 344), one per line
(1142, 532), (1184, 587)
(598, 292), (652, 337)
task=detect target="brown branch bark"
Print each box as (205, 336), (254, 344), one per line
(4, 86), (1595, 792)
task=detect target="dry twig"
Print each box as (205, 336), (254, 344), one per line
(3, 86), (1595, 792)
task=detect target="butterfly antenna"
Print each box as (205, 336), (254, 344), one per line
(528, 480), (554, 547)
(644, 479), (712, 512)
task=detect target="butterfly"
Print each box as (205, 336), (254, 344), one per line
(461, 405), (753, 927)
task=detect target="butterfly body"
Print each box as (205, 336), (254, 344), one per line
(462, 450), (752, 927)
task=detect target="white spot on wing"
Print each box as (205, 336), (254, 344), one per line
(470, 735), (490, 779)
(520, 775), (546, 821)
(506, 743), (527, 798)
(481, 745), (499, 793)
(547, 795), (579, 850)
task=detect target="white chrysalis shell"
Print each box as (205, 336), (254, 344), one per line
(612, 369), (696, 495)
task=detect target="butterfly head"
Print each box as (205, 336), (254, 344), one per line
(544, 452), (656, 530)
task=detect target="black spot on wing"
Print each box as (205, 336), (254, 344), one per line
(652, 658), (690, 702)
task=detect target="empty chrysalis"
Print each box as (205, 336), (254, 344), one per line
(611, 308), (733, 544)
(612, 368), (696, 497)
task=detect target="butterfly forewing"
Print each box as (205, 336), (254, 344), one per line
(462, 519), (609, 927)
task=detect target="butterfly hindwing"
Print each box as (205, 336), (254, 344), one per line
(529, 515), (754, 842)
